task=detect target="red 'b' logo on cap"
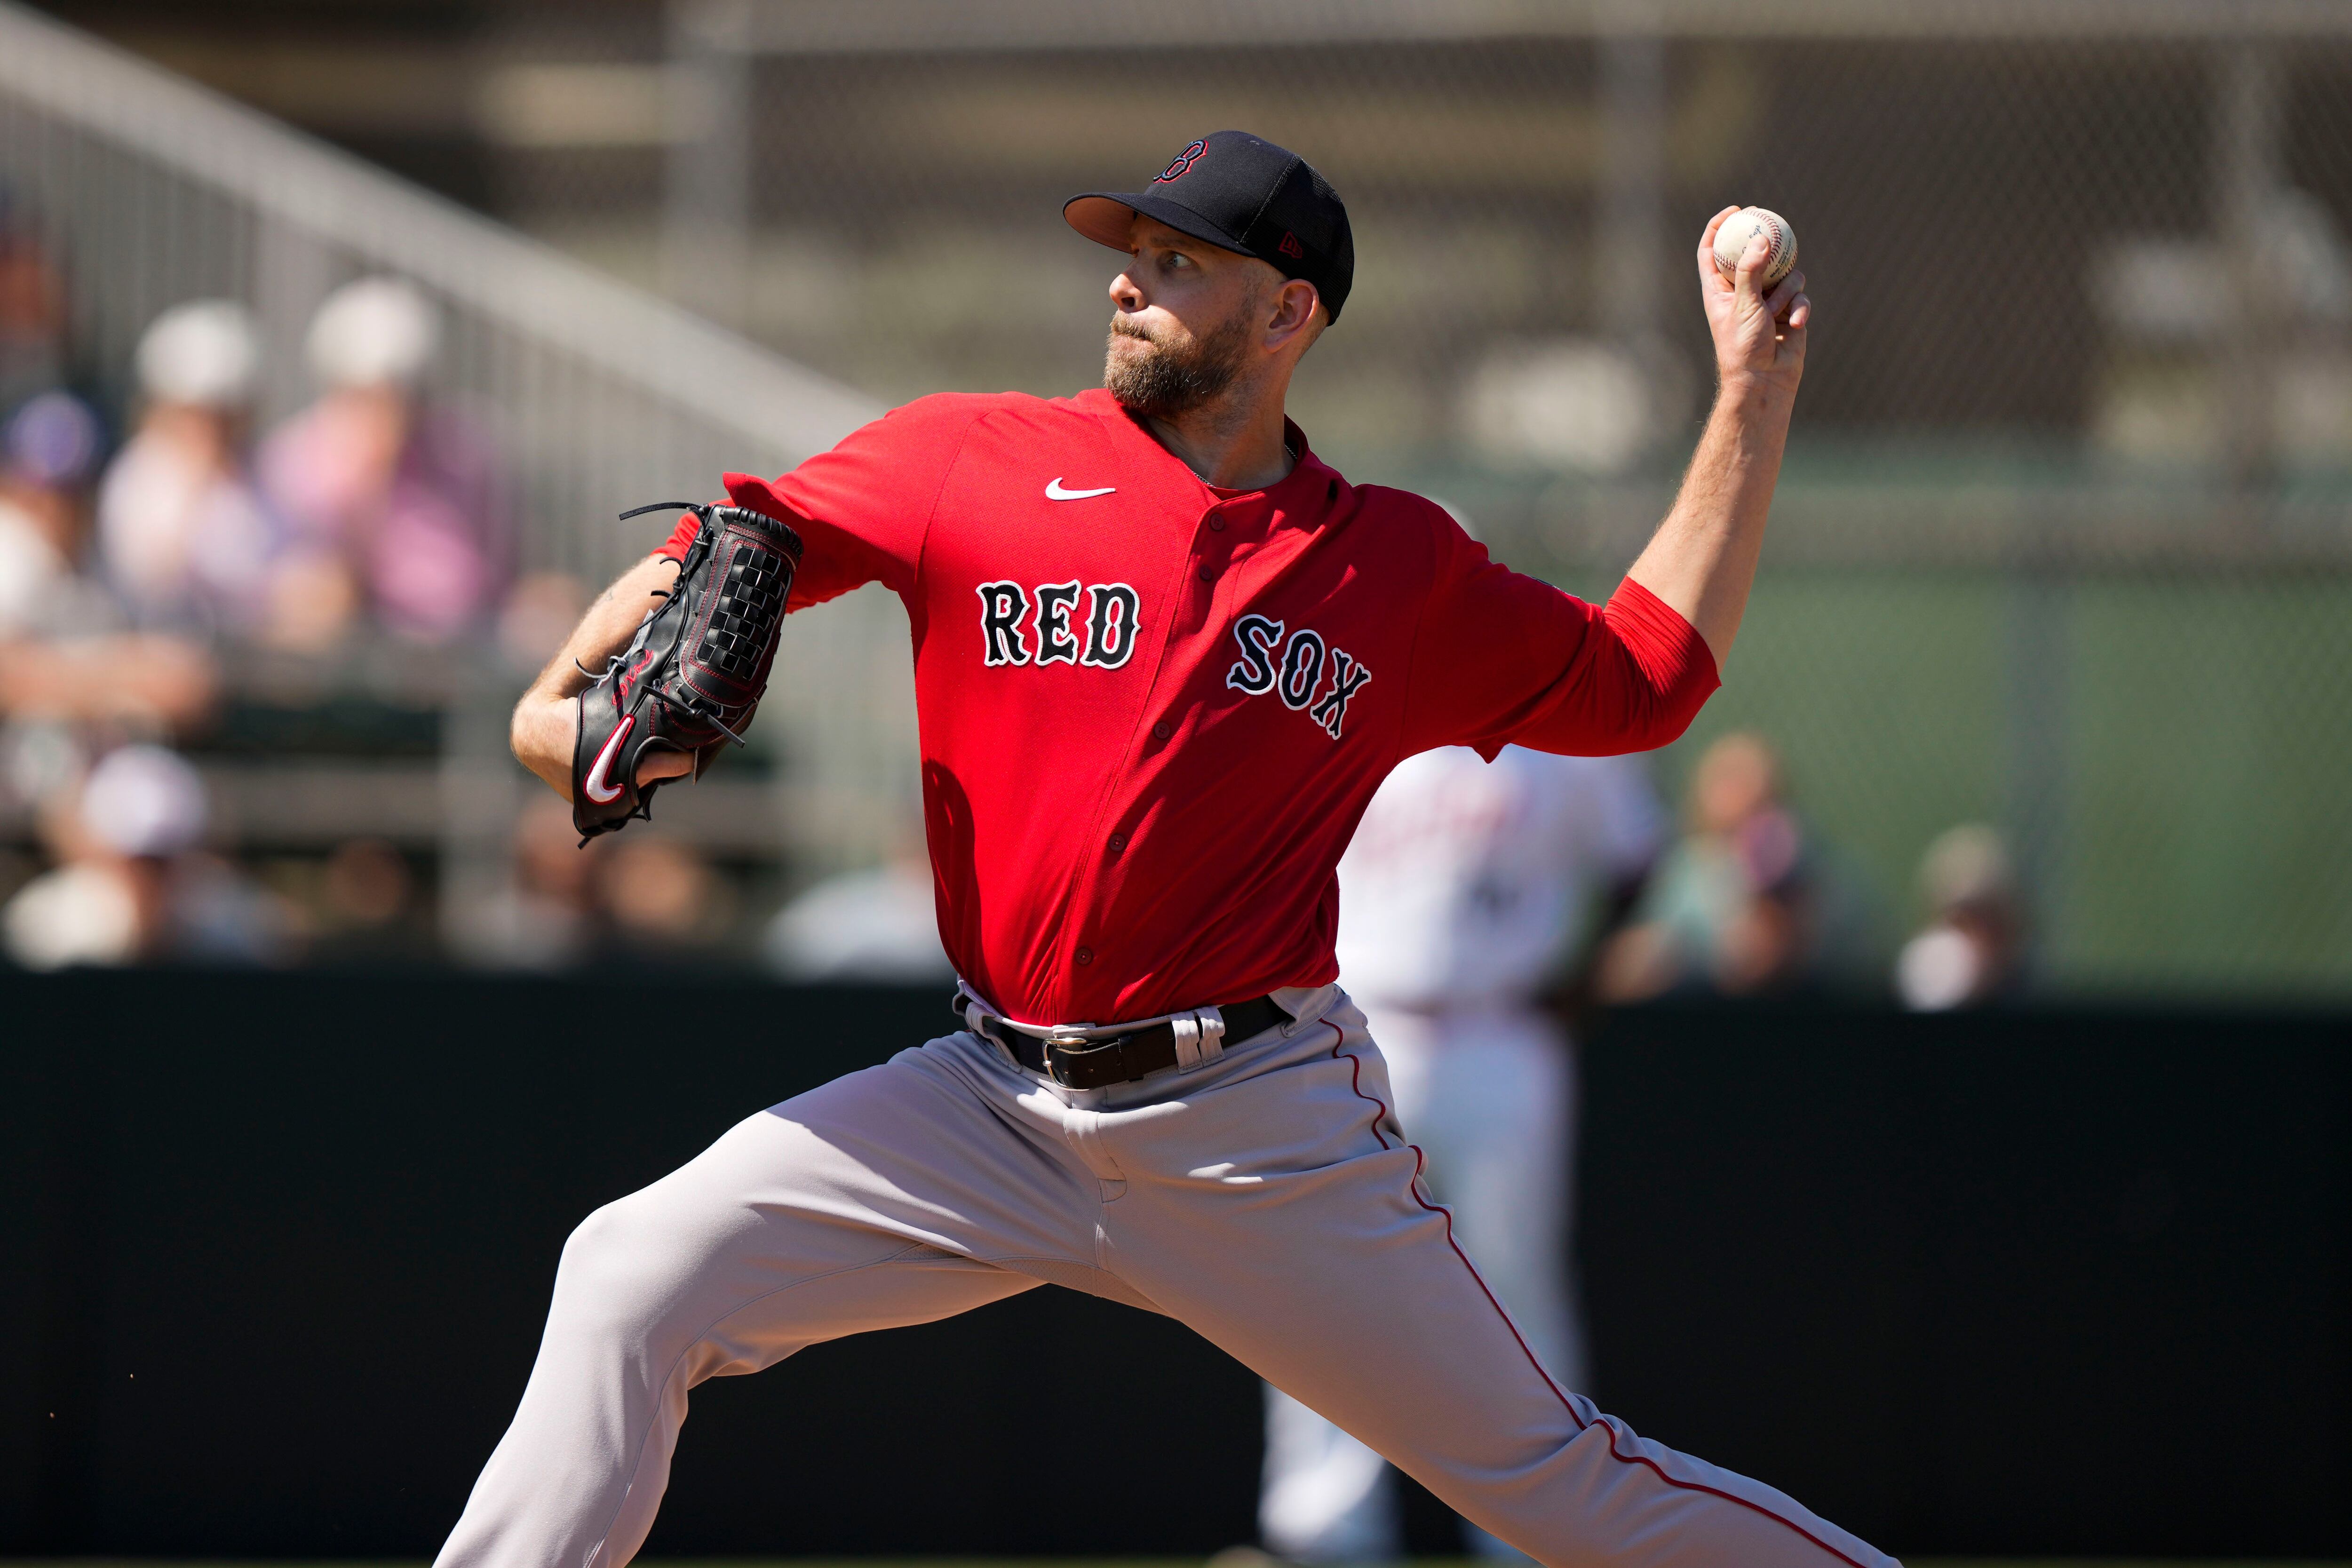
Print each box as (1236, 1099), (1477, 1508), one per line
(1278, 231), (1306, 259)
(1156, 140), (1207, 182)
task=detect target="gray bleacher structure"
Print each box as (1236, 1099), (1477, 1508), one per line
(0, 0), (907, 931)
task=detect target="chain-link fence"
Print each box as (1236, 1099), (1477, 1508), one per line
(8, 0), (2350, 993)
(474, 2), (2352, 996)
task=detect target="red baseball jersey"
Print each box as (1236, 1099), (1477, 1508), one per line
(660, 388), (1717, 1026)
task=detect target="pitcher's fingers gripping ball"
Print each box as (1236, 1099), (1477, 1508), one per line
(570, 501), (803, 841)
(1712, 205), (1798, 291)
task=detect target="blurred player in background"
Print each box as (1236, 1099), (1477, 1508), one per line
(1260, 746), (1663, 1564)
(765, 822), (955, 983)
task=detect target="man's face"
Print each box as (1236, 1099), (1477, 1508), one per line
(1103, 216), (1271, 418)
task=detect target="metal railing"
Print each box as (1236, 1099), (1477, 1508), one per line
(0, 0), (919, 921)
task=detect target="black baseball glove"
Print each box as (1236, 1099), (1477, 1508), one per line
(571, 500), (804, 842)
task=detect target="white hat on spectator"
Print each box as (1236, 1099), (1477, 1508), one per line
(135, 300), (262, 409)
(1918, 823), (2016, 915)
(80, 744), (209, 858)
(307, 276), (440, 390)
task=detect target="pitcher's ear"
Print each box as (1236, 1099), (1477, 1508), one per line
(1271, 276), (1322, 335)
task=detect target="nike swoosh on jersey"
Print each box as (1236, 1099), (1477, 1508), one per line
(581, 714), (636, 804)
(1045, 478), (1117, 500)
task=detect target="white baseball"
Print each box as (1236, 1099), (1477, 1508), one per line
(1712, 206), (1797, 290)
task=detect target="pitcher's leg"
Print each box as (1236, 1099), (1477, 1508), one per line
(1108, 1006), (1896, 1568)
(437, 1038), (1090, 1568)
(1255, 1003), (1582, 1564)
(1252, 1000), (1449, 1564)
(1408, 1009), (1582, 1563)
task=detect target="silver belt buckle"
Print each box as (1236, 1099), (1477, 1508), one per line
(1042, 1028), (1091, 1084)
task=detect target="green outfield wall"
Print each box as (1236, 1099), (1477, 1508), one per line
(1546, 565), (2352, 998)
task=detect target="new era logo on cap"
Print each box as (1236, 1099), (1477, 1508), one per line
(1064, 130), (1355, 323)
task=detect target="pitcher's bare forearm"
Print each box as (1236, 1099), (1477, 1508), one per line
(1624, 206), (1812, 666)
(1624, 374), (1796, 662)
(510, 553), (680, 796)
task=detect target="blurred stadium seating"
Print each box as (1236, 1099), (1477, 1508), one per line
(0, 0), (909, 962)
(2, 0), (2350, 994)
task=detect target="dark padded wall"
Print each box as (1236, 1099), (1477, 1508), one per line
(5, 972), (2346, 1557)
(1579, 1005), (2352, 1557)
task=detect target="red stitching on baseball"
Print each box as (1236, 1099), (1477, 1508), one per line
(1332, 1034), (1872, 1568)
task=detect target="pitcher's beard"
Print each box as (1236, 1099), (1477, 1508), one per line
(1104, 312), (1252, 418)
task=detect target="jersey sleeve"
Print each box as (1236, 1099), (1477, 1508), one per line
(1400, 516), (1720, 760)
(651, 393), (986, 610)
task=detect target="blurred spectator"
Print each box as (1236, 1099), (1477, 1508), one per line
(2, 742), (290, 967)
(455, 795), (596, 969)
(310, 836), (435, 965)
(0, 186), (67, 413)
(765, 844), (950, 981)
(0, 390), (217, 736)
(458, 802), (733, 970)
(0, 717), (85, 817)
(595, 833), (727, 965)
(0, 390), (107, 635)
(259, 277), (510, 646)
(1896, 824), (2025, 1010)
(1597, 731), (1880, 1000)
(96, 300), (281, 634)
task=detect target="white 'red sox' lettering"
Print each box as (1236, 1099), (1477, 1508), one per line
(1034, 581), (1085, 665)
(1228, 615), (1372, 740)
(977, 581), (1146, 670)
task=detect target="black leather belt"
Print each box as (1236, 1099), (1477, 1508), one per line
(974, 995), (1291, 1090)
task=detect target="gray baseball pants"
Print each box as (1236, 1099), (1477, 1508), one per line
(435, 985), (1895, 1568)
(1262, 998), (1586, 1562)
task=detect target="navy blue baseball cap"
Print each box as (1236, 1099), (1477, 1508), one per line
(1065, 130), (1354, 324)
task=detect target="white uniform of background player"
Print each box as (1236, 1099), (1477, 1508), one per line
(1261, 745), (1667, 1563)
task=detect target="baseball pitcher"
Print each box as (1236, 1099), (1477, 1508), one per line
(1263, 746), (1665, 1563)
(460, 130), (1878, 1568)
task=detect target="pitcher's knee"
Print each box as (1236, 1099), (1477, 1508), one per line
(548, 1192), (714, 1344)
